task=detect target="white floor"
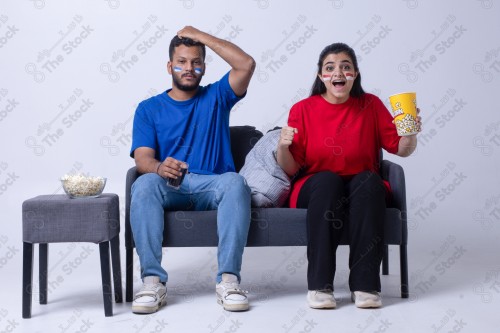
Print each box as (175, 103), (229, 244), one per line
(4, 240), (499, 333)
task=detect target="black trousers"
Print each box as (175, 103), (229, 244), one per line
(296, 170), (386, 292)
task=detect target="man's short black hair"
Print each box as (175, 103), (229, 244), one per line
(169, 36), (206, 61)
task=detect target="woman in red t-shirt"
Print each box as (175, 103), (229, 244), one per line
(277, 43), (421, 309)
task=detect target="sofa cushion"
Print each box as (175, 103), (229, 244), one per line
(159, 208), (402, 247)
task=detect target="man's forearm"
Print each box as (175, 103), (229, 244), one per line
(134, 148), (161, 173)
(135, 157), (161, 175)
(197, 31), (254, 72)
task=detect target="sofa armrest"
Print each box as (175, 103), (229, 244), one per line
(380, 159), (408, 245)
(380, 160), (407, 214)
(125, 166), (141, 248)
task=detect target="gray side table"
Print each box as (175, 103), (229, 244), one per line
(22, 193), (122, 318)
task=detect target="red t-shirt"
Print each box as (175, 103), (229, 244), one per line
(288, 93), (400, 208)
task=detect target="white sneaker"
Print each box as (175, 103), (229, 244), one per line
(307, 290), (336, 309)
(216, 273), (249, 311)
(351, 291), (382, 308)
(132, 276), (167, 314)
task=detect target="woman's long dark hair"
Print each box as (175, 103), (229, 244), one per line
(310, 43), (365, 98)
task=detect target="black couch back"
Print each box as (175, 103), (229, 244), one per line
(229, 126), (263, 172)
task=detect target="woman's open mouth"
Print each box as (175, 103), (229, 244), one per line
(332, 80), (346, 87)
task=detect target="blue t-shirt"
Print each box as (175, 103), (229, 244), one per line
(130, 72), (243, 175)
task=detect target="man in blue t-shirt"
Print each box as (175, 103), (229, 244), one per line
(129, 26), (255, 314)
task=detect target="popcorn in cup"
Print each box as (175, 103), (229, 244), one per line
(167, 162), (188, 189)
(388, 92), (419, 136)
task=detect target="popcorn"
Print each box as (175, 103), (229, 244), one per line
(61, 173), (106, 198)
(395, 113), (419, 135)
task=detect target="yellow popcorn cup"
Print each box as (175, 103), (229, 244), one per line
(388, 92), (418, 136)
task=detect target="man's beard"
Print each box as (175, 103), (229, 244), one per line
(172, 73), (202, 92)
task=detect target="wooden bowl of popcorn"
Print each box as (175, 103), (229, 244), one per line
(61, 174), (107, 198)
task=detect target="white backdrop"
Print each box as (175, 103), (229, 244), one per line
(1, 0), (500, 331)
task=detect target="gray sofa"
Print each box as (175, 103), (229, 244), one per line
(125, 126), (409, 301)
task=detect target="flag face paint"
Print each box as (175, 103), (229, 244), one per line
(322, 74), (354, 82)
(323, 74), (354, 82)
(173, 66), (202, 74)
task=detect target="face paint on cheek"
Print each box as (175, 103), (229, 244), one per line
(322, 75), (332, 82)
(345, 73), (355, 81)
(173, 66), (182, 72)
(194, 68), (203, 75)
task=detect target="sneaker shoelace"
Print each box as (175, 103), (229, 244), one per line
(142, 283), (159, 290)
(135, 283), (163, 300)
(220, 282), (248, 296)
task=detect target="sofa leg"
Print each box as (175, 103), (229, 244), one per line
(400, 244), (409, 298)
(126, 247), (134, 302)
(382, 245), (389, 275)
(110, 236), (123, 303)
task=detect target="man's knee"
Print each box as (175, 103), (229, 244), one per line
(132, 173), (163, 198)
(220, 172), (250, 191)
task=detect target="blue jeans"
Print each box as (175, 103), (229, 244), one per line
(130, 172), (251, 283)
